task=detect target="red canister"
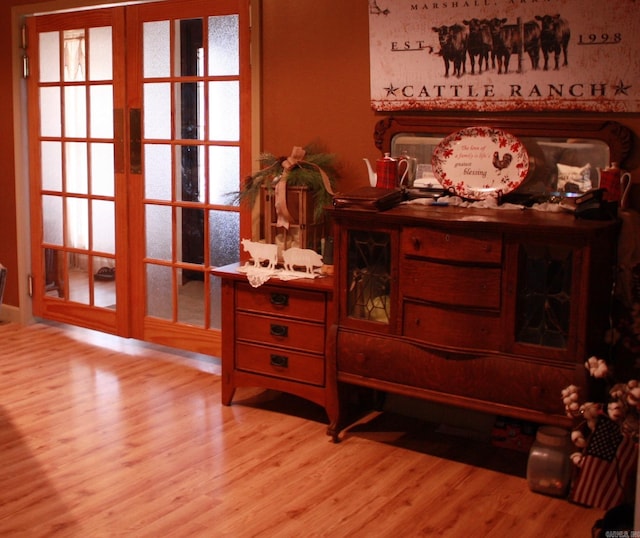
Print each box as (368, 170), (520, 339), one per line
(599, 162), (622, 202)
(376, 153), (399, 189)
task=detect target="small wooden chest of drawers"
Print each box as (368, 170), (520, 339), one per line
(212, 263), (337, 430)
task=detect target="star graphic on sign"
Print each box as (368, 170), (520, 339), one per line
(614, 80), (631, 95)
(384, 83), (399, 97)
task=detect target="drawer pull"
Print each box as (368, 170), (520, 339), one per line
(411, 236), (422, 251)
(270, 323), (289, 337)
(270, 293), (289, 306)
(270, 354), (289, 368)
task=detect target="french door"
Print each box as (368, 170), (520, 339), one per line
(27, 0), (251, 355)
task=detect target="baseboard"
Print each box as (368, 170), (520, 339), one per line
(0, 304), (22, 324)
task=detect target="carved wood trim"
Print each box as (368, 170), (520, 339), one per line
(373, 116), (633, 168)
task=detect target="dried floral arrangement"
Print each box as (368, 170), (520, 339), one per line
(559, 290), (640, 510)
(562, 358), (639, 452)
(236, 144), (340, 222)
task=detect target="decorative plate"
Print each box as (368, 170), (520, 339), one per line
(431, 126), (529, 200)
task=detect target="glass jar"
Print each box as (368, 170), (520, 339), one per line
(526, 426), (572, 497)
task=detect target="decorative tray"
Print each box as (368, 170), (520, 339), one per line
(431, 126), (529, 200)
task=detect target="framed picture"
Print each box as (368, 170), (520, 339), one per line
(368, 0), (640, 112)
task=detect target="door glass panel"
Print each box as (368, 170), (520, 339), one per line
(63, 30), (85, 82)
(39, 31), (60, 83)
(208, 15), (239, 76)
(94, 272), (116, 308)
(209, 146), (239, 205)
(42, 195), (63, 245)
(208, 81), (239, 141)
(40, 87), (61, 137)
(178, 271), (204, 326)
(89, 27), (113, 81)
(176, 145), (204, 203)
(175, 82), (204, 140)
(144, 83), (171, 139)
(41, 141), (62, 191)
(68, 253), (90, 304)
(209, 276), (222, 329)
(145, 144), (172, 200)
(64, 86), (87, 138)
(145, 204), (172, 260)
(91, 143), (115, 196)
(143, 21), (170, 78)
(92, 200), (115, 254)
(176, 18), (203, 77)
(146, 263), (172, 319)
(44, 248), (64, 297)
(90, 85), (114, 138)
(67, 198), (88, 250)
(209, 209), (239, 267)
(65, 142), (88, 194)
(180, 207), (204, 265)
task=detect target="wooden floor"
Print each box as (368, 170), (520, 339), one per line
(0, 321), (604, 537)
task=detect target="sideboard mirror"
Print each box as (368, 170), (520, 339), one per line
(374, 116), (632, 199)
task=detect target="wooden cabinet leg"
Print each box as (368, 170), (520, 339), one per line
(221, 383), (235, 406)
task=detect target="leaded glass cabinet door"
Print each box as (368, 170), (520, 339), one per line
(345, 229), (393, 325)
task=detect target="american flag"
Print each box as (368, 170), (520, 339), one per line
(570, 414), (638, 510)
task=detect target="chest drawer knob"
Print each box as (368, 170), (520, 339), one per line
(270, 323), (289, 337)
(270, 292), (289, 306)
(270, 354), (289, 368)
(411, 236), (422, 251)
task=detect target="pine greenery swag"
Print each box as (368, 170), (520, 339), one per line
(237, 144), (340, 222)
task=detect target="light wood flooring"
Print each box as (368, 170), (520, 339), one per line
(0, 321), (605, 537)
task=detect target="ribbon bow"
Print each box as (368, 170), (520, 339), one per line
(274, 146), (335, 229)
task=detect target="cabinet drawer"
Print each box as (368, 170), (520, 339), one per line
(236, 282), (326, 322)
(402, 227), (502, 264)
(403, 300), (501, 351)
(236, 312), (325, 354)
(236, 342), (324, 386)
(401, 258), (501, 309)
(336, 329), (574, 415)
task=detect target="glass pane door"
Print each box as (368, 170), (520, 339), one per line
(28, 8), (125, 334)
(128, 0), (250, 353)
(28, 1), (250, 355)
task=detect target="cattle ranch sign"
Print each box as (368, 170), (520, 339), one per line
(368, 0), (640, 112)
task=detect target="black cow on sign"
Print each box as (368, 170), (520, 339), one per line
(432, 24), (468, 78)
(463, 18), (493, 74)
(488, 18), (541, 74)
(535, 14), (570, 70)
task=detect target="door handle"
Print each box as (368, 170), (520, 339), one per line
(129, 108), (141, 175)
(270, 323), (288, 338)
(270, 354), (289, 368)
(270, 293), (289, 306)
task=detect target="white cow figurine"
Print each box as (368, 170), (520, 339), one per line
(241, 239), (278, 270)
(282, 247), (323, 274)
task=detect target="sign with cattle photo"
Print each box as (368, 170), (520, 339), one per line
(368, 0), (639, 112)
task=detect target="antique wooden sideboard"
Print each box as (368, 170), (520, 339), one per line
(326, 203), (618, 439)
(216, 116), (633, 443)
